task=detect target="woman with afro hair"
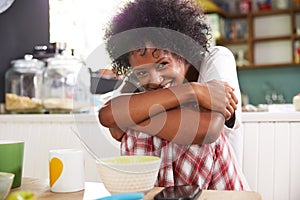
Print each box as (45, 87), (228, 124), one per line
(99, 0), (249, 190)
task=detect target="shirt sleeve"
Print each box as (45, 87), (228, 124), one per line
(197, 46), (242, 135)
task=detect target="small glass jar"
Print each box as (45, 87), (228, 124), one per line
(43, 55), (91, 113)
(5, 55), (45, 113)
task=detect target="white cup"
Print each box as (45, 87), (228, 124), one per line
(49, 149), (85, 193)
(293, 95), (300, 111)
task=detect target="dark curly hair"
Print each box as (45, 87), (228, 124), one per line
(104, 0), (211, 76)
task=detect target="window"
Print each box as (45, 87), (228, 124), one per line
(49, 0), (130, 70)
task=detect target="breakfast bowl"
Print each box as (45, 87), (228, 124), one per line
(96, 155), (161, 193)
(0, 172), (15, 200)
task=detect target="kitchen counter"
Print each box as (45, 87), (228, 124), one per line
(1, 112), (300, 200)
(10, 177), (262, 200)
(242, 111), (300, 122)
(0, 113), (97, 122)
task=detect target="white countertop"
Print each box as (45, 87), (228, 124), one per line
(1, 110), (300, 123)
(242, 104), (300, 122)
(0, 113), (99, 123)
(242, 111), (300, 122)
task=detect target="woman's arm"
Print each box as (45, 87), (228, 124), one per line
(106, 105), (224, 145)
(130, 106), (225, 145)
(99, 80), (236, 129)
(99, 83), (194, 128)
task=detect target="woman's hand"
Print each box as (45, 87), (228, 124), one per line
(109, 127), (125, 142)
(191, 80), (238, 120)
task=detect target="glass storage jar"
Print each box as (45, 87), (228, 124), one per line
(5, 55), (45, 113)
(43, 55), (91, 113)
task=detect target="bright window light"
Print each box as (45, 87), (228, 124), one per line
(49, 0), (130, 70)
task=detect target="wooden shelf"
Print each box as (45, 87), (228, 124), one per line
(250, 9), (291, 17)
(206, 9), (227, 17)
(253, 35), (292, 42)
(214, 7), (300, 69)
(237, 63), (300, 70)
(293, 35), (300, 40)
(292, 7), (300, 13)
(209, 7), (300, 17)
(217, 38), (248, 45)
(210, 8), (296, 18)
(227, 13), (248, 19)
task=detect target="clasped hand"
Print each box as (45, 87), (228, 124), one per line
(191, 80), (238, 120)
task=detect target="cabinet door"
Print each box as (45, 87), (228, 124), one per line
(253, 14), (291, 38)
(252, 14), (293, 65)
(243, 121), (300, 200)
(254, 40), (292, 65)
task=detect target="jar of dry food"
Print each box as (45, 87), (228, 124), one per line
(43, 55), (91, 113)
(5, 55), (45, 113)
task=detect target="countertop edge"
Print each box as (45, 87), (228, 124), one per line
(0, 113), (100, 123)
(0, 112), (300, 123)
(242, 112), (300, 122)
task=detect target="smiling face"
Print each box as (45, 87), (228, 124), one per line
(129, 48), (190, 91)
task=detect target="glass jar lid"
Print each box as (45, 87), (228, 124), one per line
(46, 55), (83, 67)
(11, 54), (45, 68)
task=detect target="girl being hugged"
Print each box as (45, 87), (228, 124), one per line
(99, 0), (249, 190)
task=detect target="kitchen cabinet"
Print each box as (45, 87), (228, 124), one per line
(208, 8), (300, 69)
(242, 111), (300, 200)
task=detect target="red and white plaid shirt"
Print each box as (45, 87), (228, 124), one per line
(121, 130), (246, 190)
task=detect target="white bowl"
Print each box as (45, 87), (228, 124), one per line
(96, 155), (161, 193)
(0, 172), (15, 200)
